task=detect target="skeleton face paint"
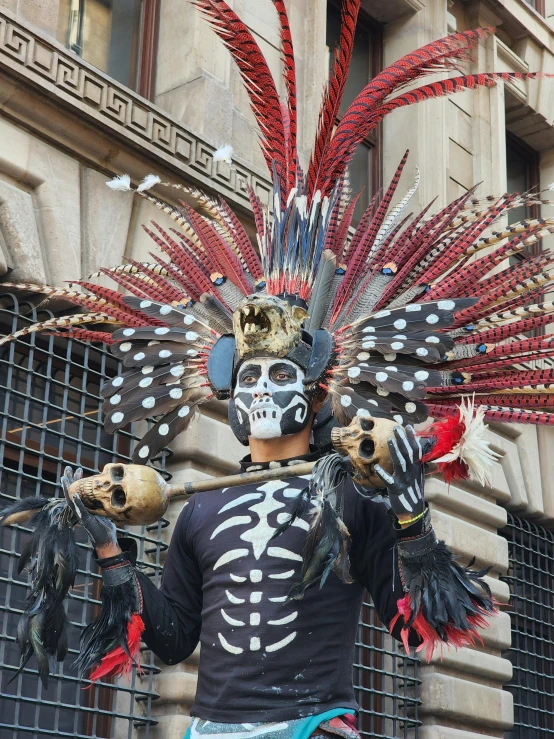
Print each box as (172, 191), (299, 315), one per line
(232, 358), (311, 440)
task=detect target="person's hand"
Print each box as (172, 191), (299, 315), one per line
(374, 426), (426, 526)
(61, 466), (122, 557)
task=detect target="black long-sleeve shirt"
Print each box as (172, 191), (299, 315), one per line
(108, 457), (423, 723)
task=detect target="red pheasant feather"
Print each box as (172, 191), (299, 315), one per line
(307, 0), (361, 198)
(272, 0), (297, 190)
(193, 0), (288, 195)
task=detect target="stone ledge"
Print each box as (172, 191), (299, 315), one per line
(0, 6), (272, 213)
(426, 644), (513, 683)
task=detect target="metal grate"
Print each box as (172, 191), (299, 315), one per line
(354, 601), (420, 738)
(0, 292), (421, 739)
(500, 512), (554, 739)
(0, 293), (168, 739)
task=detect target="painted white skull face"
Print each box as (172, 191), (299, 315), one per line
(233, 358), (311, 440)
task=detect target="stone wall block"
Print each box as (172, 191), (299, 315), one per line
(424, 478), (507, 531)
(419, 672), (513, 730)
(430, 510), (509, 573)
(169, 412), (246, 475)
(29, 138), (81, 285)
(81, 166), (133, 276)
(0, 179), (45, 283)
(18, 0), (59, 35)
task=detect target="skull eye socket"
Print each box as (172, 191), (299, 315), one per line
(110, 465), (125, 482)
(359, 438), (376, 459)
(111, 486), (127, 508)
(359, 419), (374, 432)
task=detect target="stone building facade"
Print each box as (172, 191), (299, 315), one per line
(1, 0), (554, 738)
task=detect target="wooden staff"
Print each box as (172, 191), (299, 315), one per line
(0, 462), (318, 527)
(167, 461), (317, 499)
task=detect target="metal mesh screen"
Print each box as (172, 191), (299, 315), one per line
(0, 293), (167, 739)
(500, 512), (554, 739)
(0, 292), (420, 739)
(354, 601), (420, 738)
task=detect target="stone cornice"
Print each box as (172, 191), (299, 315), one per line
(0, 7), (273, 211)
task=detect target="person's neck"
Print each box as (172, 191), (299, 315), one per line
(248, 427), (311, 463)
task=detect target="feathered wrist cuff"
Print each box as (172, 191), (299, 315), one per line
(392, 528), (496, 660)
(75, 560), (145, 682)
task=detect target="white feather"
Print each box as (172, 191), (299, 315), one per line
(213, 144), (233, 165)
(433, 396), (500, 487)
(137, 174), (161, 192)
(369, 166), (420, 257)
(106, 174), (131, 191)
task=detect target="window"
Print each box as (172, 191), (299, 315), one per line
(326, 2), (383, 222)
(523, 0), (545, 16)
(500, 514), (554, 739)
(57, 0), (159, 98)
(0, 292), (167, 739)
(506, 132), (540, 231)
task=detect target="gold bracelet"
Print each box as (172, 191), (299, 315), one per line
(398, 510), (426, 527)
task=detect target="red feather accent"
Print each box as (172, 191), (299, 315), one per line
(459, 311), (554, 345)
(321, 29), (495, 193)
(181, 202), (251, 294)
(44, 328), (116, 345)
(330, 152), (409, 323)
(144, 224), (213, 299)
(217, 197), (263, 282)
(307, 0), (361, 198)
(390, 594), (489, 662)
(418, 415), (471, 484)
(426, 224), (548, 300)
(343, 190), (381, 263)
(89, 614), (145, 682)
(193, 0), (287, 195)
(272, 0), (297, 190)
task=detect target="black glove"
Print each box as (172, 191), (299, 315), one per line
(374, 425), (425, 522)
(61, 466), (119, 550)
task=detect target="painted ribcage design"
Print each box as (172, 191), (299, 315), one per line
(210, 478), (311, 655)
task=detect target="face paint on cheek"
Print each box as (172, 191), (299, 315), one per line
(231, 358), (312, 440)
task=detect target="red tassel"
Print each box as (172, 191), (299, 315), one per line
(390, 594), (489, 662)
(89, 614), (145, 682)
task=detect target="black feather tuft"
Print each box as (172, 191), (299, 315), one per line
(74, 573), (141, 676)
(287, 453), (353, 600)
(394, 539), (495, 659)
(9, 499), (78, 687)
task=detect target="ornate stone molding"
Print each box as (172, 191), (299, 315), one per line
(0, 7), (273, 211)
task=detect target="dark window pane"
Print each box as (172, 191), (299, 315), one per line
(57, 0), (143, 90)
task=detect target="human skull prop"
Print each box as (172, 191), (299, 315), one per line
(68, 463), (169, 525)
(331, 416), (398, 487)
(233, 294), (308, 359)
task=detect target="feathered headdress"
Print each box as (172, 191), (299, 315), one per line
(2, 7), (553, 460)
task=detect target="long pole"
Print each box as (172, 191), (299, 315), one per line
(167, 461), (316, 499)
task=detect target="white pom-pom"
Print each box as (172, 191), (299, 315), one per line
(106, 174), (131, 191)
(213, 144), (233, 165)
(548, 182), (554, 191)
(137, 174), (161, 192)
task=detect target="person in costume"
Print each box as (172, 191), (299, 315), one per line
(2, 0), (554, 736)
